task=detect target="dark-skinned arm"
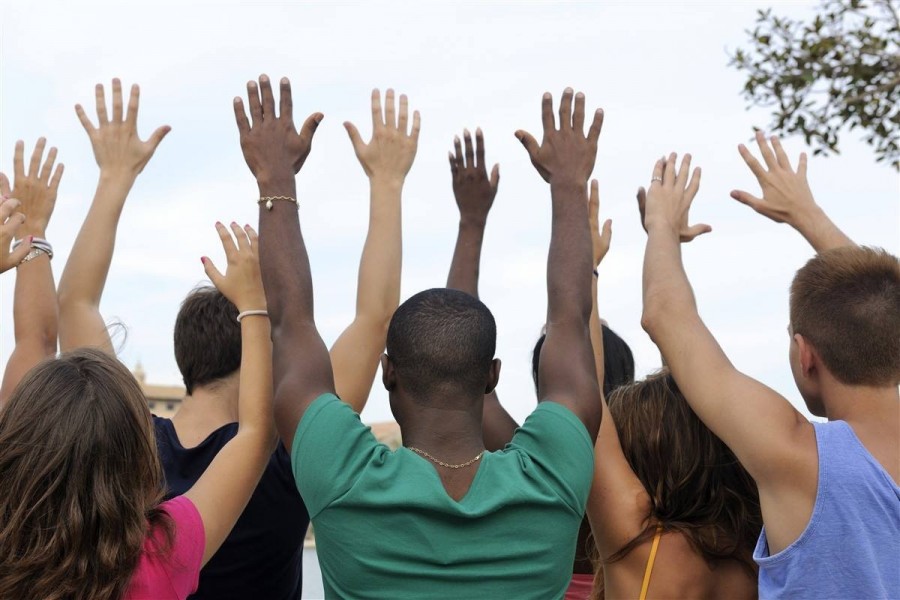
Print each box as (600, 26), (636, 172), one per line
(516, 88), (604, 440)
(234, 75), (334, 451)
(446, 128), (517, 451)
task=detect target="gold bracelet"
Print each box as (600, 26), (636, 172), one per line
(258, 196), (298, 211)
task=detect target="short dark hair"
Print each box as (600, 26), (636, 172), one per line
(532, 324), (634, 396)
(790, 246), (900, 386)
(174, 286), (241, 395)
(386, 288), (496, 399)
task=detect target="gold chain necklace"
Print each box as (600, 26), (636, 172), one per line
(408, 446), (485, 469)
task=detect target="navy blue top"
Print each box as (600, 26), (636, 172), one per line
(154, 416), (309, 600)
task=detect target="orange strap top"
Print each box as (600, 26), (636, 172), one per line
(638, 525), (664, 600)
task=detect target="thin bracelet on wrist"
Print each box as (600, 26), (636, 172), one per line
(236, 309), (269, 323)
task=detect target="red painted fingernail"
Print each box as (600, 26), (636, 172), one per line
(29, 236), (34, 243)
(200, 257), (206, 264)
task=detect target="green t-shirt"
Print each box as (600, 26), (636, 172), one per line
(292, 394), (594, 600)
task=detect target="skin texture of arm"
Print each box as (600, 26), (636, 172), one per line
(731, 131), (854, 252)
(515, 89), (604, 439)
(57, 79), (170, 355)
(445, 128), (517, 450)
(640, 152), (818, 556)
(0, 140), (64, 406)
(234, 75), (334, 452)
(185, 223), (275, 566)
(329, 89), (419, 413)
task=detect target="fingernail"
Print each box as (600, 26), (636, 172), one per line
(231, 221), (238, 227)
(29, 236), (33, 243)
(245, 224), (251, 229)
(200, 257), (206, 264)
(215, 221), (222, 227)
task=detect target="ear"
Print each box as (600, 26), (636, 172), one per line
(381, 354), (396, 392)
(795, 333), (818, 379)
(484, 358), (501, 394)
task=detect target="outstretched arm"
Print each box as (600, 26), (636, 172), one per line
(640, 153), (817, 555)
(445, 128), (516, 450)
(186, 223), (274, 566)
(0, 139), (64, 405)
(731, 131), (854, 252)
(234, 75), (333, 451)
(330, 89), (419, 412)
(58, 79), (170, 354)
(516, 88), (604, 439)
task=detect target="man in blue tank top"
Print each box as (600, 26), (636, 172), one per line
(638, 133), (899, 599)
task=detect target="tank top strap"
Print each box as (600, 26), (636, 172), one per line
(639, 524), (664, 600)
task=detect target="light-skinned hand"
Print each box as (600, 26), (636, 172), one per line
(641, 153), (712, 241)
(202, 222), (266, 314)
(345, 89), (420, 184)
(0, 139), (64, 239)
(0, 198), (31, 273)
(588, 179), (612, 266)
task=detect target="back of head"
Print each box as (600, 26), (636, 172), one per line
(0, 348), (170, 600)
(606, 370), (761, 570)
(790, 246), (900, 387)
(174, 286), (241, 395)
(532, 325), (634, 396)
(386, 288), (496, 400)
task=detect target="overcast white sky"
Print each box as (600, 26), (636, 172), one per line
(1, 0), (898, 425)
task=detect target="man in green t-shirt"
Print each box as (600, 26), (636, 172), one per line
(238, 77), (605, 599)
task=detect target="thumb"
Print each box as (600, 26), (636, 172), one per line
(7, 231), (32, 265)
(343, 121), (364, 152)
(684, 223), (713, 241)
(730, 189), (764, 212)
(147, 125), (172, 150)
(0, 173), (10, 198)
(299, 112), (324, 142)
(514, 130), (539, 157)
(490, 164), (500, 191)
(201, 256), (225, 290)
(601, 218), (613, 243)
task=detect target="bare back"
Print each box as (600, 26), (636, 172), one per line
(602, 532), (757, 600)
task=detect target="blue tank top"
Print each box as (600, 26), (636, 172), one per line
(754, 420), (900, 599)
(154, 416), (310, 600)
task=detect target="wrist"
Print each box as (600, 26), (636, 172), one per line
(15, 227), (47, 240)
(550, 178), (587, 194)
(459, 215), (488, 230)
(256, 174), (296, 197)
(99, 169), (139, 186)
(369, 174), (405, 190)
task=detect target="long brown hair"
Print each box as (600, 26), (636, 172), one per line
(603, 370), (761, 574)
(0, 348), (172, 600)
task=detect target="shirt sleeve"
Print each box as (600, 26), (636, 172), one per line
(291, 393), (384, 518)
(160, 496), (205, 596)
(506, 401), (595, 514)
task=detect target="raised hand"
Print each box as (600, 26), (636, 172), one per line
(515, 88), (604, 184)
(450, 128), (498, 224)
(0, 198), (30, 273)
(589, 179), (612, 266)
(75, 79), (170, 177)
(640, 153), (711, 242)
(202, 223), (266, 314)
(234, 75), (323, 186)
(344, 89), (420, 183)
(0, 139), (63, 239)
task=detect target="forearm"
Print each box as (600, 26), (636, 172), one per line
(236, 316), (275, 441)
(446, 218), (487, 297)
(589, 275), (604, 388)
(355, 177), (402, 323)
(547, 179), (592, 325)
(641, 226), (698, 341)
(793, 205), (855, 252)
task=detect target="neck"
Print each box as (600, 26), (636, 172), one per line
(822, 378), (899, 423)
(399, 397), (486, 462)
(172, 375), (240, 432)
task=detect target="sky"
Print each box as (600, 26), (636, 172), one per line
(1, 0), (898, 425)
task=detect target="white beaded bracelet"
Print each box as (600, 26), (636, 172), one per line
(236, 309), (269, 323)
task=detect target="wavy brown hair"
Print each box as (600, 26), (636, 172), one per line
(599, 370), (761, 583)
(0, 348), (172, 600)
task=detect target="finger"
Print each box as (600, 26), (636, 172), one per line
(798, 152), (808, 178)
(244, 224), (259, 248)
(39, 146), (58, 184)
(126, 84), (140, 126)
(95, 83), (109, 124)
(589, 179), (600, 223)
(587, 108), (604, 143)
(515, 130), (540, 159)
(247, 80), (263, 126)
(410, 110), (421, 142)
(201, 256), (225, 288)
(685, 166), (702, 200)
(259, 74), (276, 119)
(344, 121), (365, 153)
(475, 127), (486, 169)
(0, 198), (21, 220)
(737, 143), (766, 179)
(755, 130), (777, 170)
(0, 173), (10, 197)
(215, 221), (238, 261)
(13, 140), (24, 180)
(636, 187), (647, 232)
(147, 125), (172, 150)
(279, 77), (293, 121)
(398, 94), (409, 135)
(28, 138), (46, 178)
(559, 87), (574, 130)
(230, 221), (250, 252)
(663, 153), (677, 186)
(729, 189), (765, 212)
(7, 232), (32, 264)
(233, 97), (251, 134)
(454, 135), (463, 167)
(650, 158), (664, 185)
(675, 153), (692, 189)
(463, 129), (475, 169)
(299, 112), (324, 143)
(49, 164), (64, 193)
(573, 92), (585, 132)
(385, 89), (396, 129)
(599, 219), (613, 260)
(684, 223), (713, 240)
(770, 136), (793, 170)
(489, 164), (500, 192)
(111, 78), (124, 122)
(449, 152), (458, 177)
(541, 92), (555, 132)
(75, 104), (96, 134)
(371, 89), (384, 129)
